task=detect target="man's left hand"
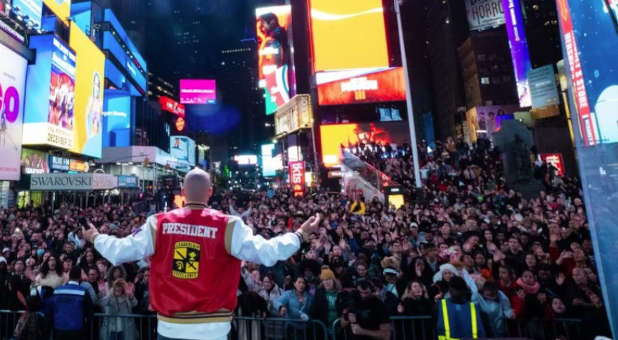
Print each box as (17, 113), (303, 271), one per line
(82, 222), (100, 244)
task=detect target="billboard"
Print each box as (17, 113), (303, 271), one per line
(179, 79), (216, 104)
(308, 0), (389, 71)
(316, 67), (405, 106)
(170, 135), (196, 166)
(23, 35), (76, 150)
(159, 96), (185, 117)
(529, 64), (560, 119)
(256, 5), (296, 115)
(69, 23), (105, 158)
(10, 0), (43, 28)
(43, 0), (70, 25)
(21, 148), (49, 174)
(465, 0), (505, 31)
(540, 153), (565, 176)
(320, 122), (411, 167)
(274, 94), (313, 136)
(49, 155), (69, 171)
(556, 0), (618, 145)
(465, 105), (517, 143)
(502, 0), (532, 107)
(261, 143), (282, 177)
(288, 161), (305, 197)
(234, 155), (258, 165)
(102, 91), (131, 147)
(307, 0), (405, 106)
(0, 43), (28, 181)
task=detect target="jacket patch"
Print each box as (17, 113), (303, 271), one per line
(172, 241), (200, 279)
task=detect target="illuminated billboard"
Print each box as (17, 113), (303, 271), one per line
(43, 0), (70, 25)
(307, 0), (405, 106)
(320, 122), (411, 167)
(465, 0), (505, 31)
(502, 0), (532, 107)
(10, 0), (43, 28)
(256, 5), (296, 115)
(308, 0), (389, 71)
(159, 96), (185, 117)
(170, 135), (196, 166)
(316, 67), (405, 106)
(556, 0), (618, 146)
(21, 148), (49, 174)
(102, 91), (131, 147)
(179, 79), (216, 104)
(0, 43), (28, 180)
(261, 144), (282, 177)
(23, 34), (76, 150)
(69, 23), (105, 158)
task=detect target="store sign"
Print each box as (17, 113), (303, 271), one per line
(30, 173), (117, 190)
(274, 94), (314, 136)
(49, 155), (69, 171)
(541, 153), (565, 176)
(288, 161), (305, 197)
(69, 159), (89, 172)
(117, 175), (138, 188)
(465, 0), (505, 31)
(159, 96), (185, 117)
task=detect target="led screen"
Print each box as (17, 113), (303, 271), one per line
(256, 5), (296, 115)
(102, 91), (131, 147)
(320, 122), (411, 167)
(316, 67), (405, 106)
(261, 143), (282, 177)
(69, 23), (105, 158)
(23, 35), (76, 150)
(11, 0), (43, 28)
(180, 79), (216, 104)
(170, 135), (196, 166)
(308, 0), (389, 71)
(502, 0), (532, 107)
(0, 43), (28, 180)
(234, 155), (258, 165)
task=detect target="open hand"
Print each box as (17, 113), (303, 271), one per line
(300, 213), (321, 236)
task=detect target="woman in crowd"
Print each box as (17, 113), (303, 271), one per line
(34, 255), (63, 289)
(98, 278), (138, 340)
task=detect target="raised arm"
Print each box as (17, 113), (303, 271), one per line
(83, 216), (157, 266)
(226, 214), (320, 267)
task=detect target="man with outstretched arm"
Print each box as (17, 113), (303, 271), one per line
(82, 168), (320, 340)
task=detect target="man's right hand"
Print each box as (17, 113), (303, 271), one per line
(82, 222), (100, 244)
(299, 213), (321, 239)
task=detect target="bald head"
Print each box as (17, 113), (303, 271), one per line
(182, 168), (213, 204)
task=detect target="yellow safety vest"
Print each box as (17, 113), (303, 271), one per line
(438, 299), (478, 340)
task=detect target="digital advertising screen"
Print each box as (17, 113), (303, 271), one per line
(159, 96), (185, 117)
(557, 0), (618, 146)
(307, 0), (405, 106)
(43, 0), (70, 25)
(10, 0), (43, 28)
(502, 0), (532, 107)
(170, 135), (196, 166)
(529, 64), (560, 119)
(102, 91), (131, 147)
(69, 23), (105, 158)
(21, 148), (49, 174)
(23, 35), (76, 150)
(256, 5), (296, 115)
(261, 143), (282, 177)
(179, 79), (216, 104)
(0, 43), (28, 181)
(320, 122), (411, 167)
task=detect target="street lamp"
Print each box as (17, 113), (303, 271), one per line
(395, 0), (422, 189)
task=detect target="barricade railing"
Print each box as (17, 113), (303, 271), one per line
(0, 310), (586, 340)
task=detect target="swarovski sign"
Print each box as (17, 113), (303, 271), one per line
(30, 173), (118, 191)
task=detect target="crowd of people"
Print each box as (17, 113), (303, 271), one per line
(0, 137), (612, 340)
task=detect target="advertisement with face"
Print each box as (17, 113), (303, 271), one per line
(0, 43), (28, 180)
(24, 35), (76, 149)
(21, 148), (49, 174)
(69, 23), (105, 158)
(256, 5), (295, 115)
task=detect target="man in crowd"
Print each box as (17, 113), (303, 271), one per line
(47, 266), (93, 340)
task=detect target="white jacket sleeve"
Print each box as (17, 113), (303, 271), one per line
(94, 215), (156, 266)
(228, 216), (300, 267)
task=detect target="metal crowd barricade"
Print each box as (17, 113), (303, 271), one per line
(230, 316), (330, 340)
(0, 310), (23, 340)
(89, 313), (157, 340)
(390, 315), (435, 340)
